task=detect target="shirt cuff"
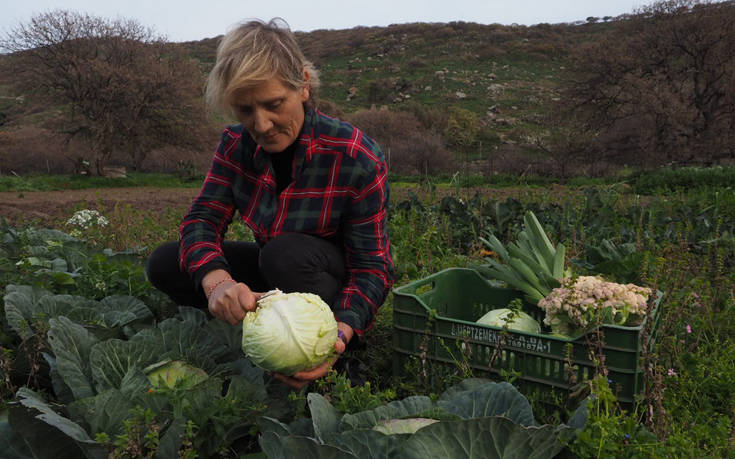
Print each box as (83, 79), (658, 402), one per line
(334, 309), (363, 338)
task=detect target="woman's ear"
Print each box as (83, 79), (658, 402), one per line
(301, 69), (310, 102)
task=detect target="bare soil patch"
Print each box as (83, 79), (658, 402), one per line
(0, 184), (579, 227)
(0, 187), (199, 226)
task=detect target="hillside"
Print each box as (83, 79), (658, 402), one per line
(175, 21), (608, 141)
(1, 20), (599, 175)
(0, 21), (603, 119)
(2, 5), (732, 176)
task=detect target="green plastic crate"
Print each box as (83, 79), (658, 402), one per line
(392, 268), (662, 406)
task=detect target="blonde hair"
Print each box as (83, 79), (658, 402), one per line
(205, 18), (320, 114)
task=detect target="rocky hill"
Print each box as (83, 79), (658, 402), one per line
(174, 20), (610, 131)
(4, 5), (731, 176)
(2, 19), (604, 175)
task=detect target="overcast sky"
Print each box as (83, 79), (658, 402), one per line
(1, 0), (649, 42)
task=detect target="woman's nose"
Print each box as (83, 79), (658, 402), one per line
(253, 109), (273, 134)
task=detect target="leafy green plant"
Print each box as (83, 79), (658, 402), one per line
(0, 303), (274, 458)
(632, 166), (735, 194)
(315, 370), (396, 414)
(567, 375), (662, 458)
(259, 379), (571, 458)
(99, 406), (161, 459)
(479, 210), (570, 304)
(388, 200), (474, 282)
(0, 225), (156, 301)
(574, 238), (646, 284)
(73, 251), (153, 301)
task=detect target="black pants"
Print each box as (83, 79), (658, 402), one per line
(145, 233), (346, 308)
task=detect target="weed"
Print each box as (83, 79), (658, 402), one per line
(567, 375), (663, 458)
(99, 406), (161, 459)
(316, 370), (396, 414)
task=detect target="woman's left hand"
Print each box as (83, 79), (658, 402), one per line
(272, 322), (353, 389)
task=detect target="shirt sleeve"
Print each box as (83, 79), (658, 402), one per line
(178, 128), (241, 289)
(333, 150), (395, 337)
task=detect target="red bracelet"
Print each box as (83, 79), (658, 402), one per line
(206, 278), (235, 298)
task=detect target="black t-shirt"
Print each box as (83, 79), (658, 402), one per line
(269, 146), (295, 194)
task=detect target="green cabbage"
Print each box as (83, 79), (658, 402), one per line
(241, 291), (338, 375)
(476, 308), (541, 334)
(145, 360), (208, 390)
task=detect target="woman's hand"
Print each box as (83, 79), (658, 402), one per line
(272, 322), (353, 389)
(204, 270), (260, 324)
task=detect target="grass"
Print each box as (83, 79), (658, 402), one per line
(0, 172), (204, 192)
(0, 171), (615, 193)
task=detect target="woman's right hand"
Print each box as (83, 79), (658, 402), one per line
(204, 270), (260, 324)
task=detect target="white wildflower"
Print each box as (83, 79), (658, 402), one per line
(67, 210), (108, 229)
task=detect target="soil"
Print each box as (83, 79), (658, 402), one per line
(0, 184), (578, 227)
(0, 187), (199, 226)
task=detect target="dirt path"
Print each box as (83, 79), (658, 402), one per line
(0, 187), (199, 225)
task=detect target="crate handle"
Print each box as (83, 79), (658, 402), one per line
(408, 278), (436, 296)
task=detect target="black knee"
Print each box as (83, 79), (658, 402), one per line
(146, 241), (180, 290)
(259, 233), (344, 304)
(145, 241), (206, 306)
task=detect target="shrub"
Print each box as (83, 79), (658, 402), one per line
(632, 166), (735, 193)
(0, 126), (75, 174)
(347, 108), (453, 175)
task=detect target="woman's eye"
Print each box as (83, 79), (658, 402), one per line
(267, 100), (283, 110)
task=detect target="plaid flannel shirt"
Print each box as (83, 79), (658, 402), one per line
(179, 109), (394, 335)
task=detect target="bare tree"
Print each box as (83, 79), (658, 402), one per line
(0, 10), (207, 175)
(561, 0), (735, 167)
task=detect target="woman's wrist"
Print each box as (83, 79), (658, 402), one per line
(206, 277), (235, 298)
(202, 269), (236, 299)
(336, 323), (354, 345)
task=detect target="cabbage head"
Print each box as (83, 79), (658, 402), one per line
(476, 308), (541, 334)
(242, 291), (338, 375)
(145, 360), (208, 390)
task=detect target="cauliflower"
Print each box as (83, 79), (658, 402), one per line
(537, 275), (651, 337)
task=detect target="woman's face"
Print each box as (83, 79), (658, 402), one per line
(232, 77), (309, 153)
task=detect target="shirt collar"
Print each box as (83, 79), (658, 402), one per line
(293, 108), (318, 173)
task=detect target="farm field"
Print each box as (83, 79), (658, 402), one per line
(0, 188), (198, 225)
(0, 184), (579, 226)
(0, 175), (733, 458)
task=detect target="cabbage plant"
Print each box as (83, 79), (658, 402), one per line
(0, 306), (270, 459)
(145, 360), (208, 390)
(241, 291), (338, 375)
(258, 379), (578, 458)
(476, 308), (541, 334)
(372, 418), (439, 435)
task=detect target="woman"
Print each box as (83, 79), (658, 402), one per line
(146, 18), (394, 388)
